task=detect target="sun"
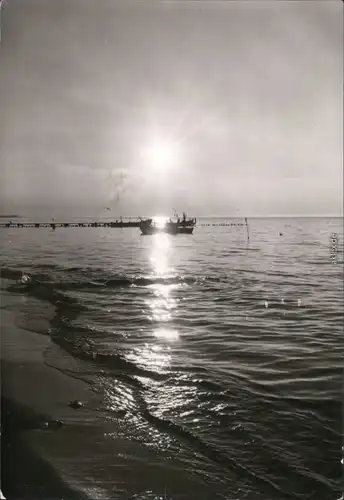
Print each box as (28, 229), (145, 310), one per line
(141, 138), (178, 170)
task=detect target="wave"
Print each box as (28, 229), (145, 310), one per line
(49, 331), (168, 384)
(0, 264), (222, 292)
(139, 409), (299, 499)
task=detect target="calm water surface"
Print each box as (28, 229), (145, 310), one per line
(0, 217), (343, 500)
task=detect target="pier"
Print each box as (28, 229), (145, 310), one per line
(0, 220), (248, 229)
(0, 220), (142, 229)
(199, 223), (246, 227)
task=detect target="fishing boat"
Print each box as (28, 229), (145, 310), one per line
(140, 220), (194, 235)
(140, 220), (176, 235)
(138, 217), (153, 225)
(108, 217), (152, 228)
(174, 211), (196, 226)
(140, 213), (196, 235)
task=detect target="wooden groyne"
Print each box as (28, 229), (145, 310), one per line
(199, 223), (246, 227)
(0, 220), (142, 229)
(0, 220), (249, 230)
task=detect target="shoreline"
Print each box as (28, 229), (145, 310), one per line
(1, 300), (103, 500)
(1, 394), (88, 500)
(0, 291), (227, 500)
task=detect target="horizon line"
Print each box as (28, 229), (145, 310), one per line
(1, 212), (343, 219)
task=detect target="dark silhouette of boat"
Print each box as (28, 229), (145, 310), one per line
(140, 213), (196, 235)
(109, 218), (152, 228)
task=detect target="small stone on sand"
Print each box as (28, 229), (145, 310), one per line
(69, 400), (84, 409)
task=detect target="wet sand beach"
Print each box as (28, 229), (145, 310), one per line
(1, 296), (101, 499)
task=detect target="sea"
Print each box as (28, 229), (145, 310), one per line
(0, 216), (343, 500)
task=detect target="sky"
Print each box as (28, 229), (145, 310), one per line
(0, 0), (343, 217)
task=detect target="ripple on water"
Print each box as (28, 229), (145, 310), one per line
(0, 217), (342, 499)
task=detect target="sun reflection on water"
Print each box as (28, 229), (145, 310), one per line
(132, 342), (172, 371)
(136, 232), (183, 372)
(148, 233), (180, 341)
(154, 328), (179, 341)
(149, 231), (171, 276)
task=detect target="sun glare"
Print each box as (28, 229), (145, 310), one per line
(142, 138), (178, 170)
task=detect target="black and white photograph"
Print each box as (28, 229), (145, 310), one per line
(0, 1), (343, 499)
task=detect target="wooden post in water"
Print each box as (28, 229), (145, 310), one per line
(245, 217), (250, 241)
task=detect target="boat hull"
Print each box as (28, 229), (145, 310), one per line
(177, 226), (194, 234)
(139, 213), (195, 235)
(140, 223), (194, 235)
